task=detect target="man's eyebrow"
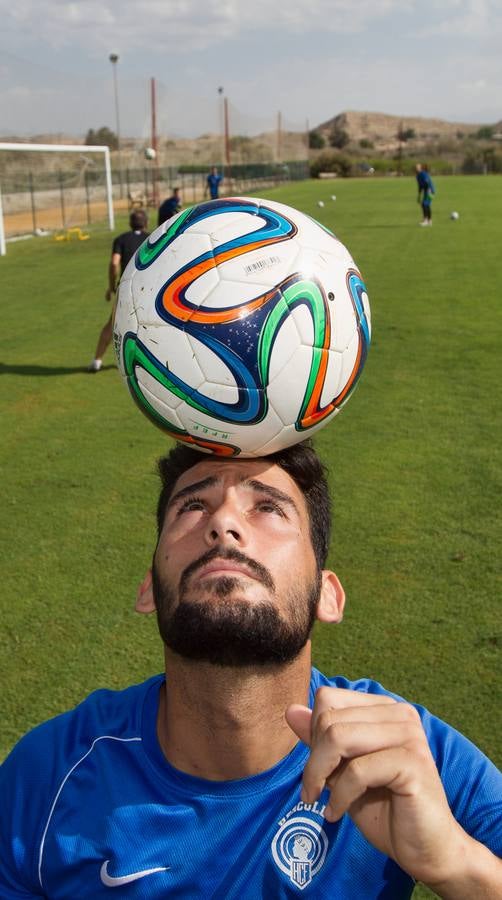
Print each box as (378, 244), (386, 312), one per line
(167, 474), (299, 515)
(245, 479), (299, 514)
(167, 475), (218, 509)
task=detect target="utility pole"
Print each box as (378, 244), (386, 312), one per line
(224, 95), (232, 185)
(217, 87), (224, 171)
(151, 76), (159, 206)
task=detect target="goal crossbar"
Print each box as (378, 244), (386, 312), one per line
(0, 143), (115, 256)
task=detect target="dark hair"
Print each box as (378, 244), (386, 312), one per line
(156, 441), (332, 570)
(130, 209), (148, 230)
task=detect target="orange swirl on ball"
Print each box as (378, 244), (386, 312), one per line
(160, 238), (283, 325)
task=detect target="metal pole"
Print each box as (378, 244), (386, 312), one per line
(0, 185), (6, 256)
(109, 53), (123, 198)
(84, 170), (91, 224)
(103, 147), (115, 230)
(151, 76), (159, 207)
(59, 170), (66, 228)
(224, 96), (232, 185)
(218, 87), (224, 172)
(29, 171), (37, 232)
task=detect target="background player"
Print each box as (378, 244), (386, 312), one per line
(206, 165), (223, 199)
(88, 209), (149, 373)
(416, 162), (435, 226)
(157, 187), (181, 226)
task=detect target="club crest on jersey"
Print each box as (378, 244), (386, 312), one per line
(271, 802), (329, 890)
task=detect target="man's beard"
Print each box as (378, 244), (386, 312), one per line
(151, 547), (321, 668)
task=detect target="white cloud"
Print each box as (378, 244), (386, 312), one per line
(0, 0), (500, 135)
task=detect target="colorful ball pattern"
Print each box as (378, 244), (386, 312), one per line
(113, 197), (371, 456)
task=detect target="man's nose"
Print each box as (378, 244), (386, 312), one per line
(203, 499), (246, 547)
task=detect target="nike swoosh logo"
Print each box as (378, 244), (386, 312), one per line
(100, 860), (171, 887)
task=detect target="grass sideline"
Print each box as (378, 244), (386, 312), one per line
(1, 177), (500, 898)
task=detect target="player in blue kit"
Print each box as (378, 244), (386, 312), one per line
(416, 162), (435, 226)
(206, 165), (223, 199)
(158, 187), (181, 226)
(1, 442), (501, 898)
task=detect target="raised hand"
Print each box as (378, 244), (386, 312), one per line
(286, 687), (472, 889)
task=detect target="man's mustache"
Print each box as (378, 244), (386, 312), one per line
(180, 546), (275, 593)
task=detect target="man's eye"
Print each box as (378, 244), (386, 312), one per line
(177, 497), (206, 514)
(256, 500), (285, 516)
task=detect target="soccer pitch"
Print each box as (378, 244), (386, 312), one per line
(1, 177), (500, 895)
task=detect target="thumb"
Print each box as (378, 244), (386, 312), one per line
(285, 704), (313, 746)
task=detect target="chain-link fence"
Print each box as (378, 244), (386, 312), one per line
(1, 159), (308, 237)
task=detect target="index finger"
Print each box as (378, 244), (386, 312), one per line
(312, 687), (397, 737)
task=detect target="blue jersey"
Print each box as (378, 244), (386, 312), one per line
(416, 170), (435, 204)
(1, 669), (501, 898)
(158, 195), (180, 226)
(207, 172), (222, 199)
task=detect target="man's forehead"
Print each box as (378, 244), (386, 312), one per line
(172, 457), (302, 500)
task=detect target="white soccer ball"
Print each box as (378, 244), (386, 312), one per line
(114, 196), (371, 457)
(450, 211), (459, 220)
(318, 200), (325, 208)
(144, 147), (156, 160)
(331, 195), (337, 201)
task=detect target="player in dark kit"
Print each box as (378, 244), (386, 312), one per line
(1, 441), (501, 898)
(88, 209), (149, 372)
(158, 187), (182, 226)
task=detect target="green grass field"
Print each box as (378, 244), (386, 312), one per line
(1, 176), (500, 898)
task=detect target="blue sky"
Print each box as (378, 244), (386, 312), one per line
(1, 0), (500, 138)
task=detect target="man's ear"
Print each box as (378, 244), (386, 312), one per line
(135, 569), (156, 614)
(316, 570), (345, 623)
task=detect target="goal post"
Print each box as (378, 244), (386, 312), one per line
(0, 143), (115, 256)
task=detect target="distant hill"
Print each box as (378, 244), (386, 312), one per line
(315, 110), (481, 149)
(2, 111), (498, 174)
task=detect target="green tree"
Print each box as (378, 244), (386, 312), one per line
(396, 125), (415, 142)
(85, 127), (118, 149)
(309, 130), (325, 149)
(328, 125), (350, 149)
(310, 151), (352, 178)
(475, 126), (494, 140)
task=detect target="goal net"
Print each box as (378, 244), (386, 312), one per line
(0, 143), (114, 256)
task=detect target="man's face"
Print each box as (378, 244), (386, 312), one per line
(152, 458), (321, 667)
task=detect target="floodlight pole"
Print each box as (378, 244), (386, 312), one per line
(109, 53), (123, 198)
(224, 96), (232, 185)
(218, 87), (224, 172)
(151, 76), (159, 207)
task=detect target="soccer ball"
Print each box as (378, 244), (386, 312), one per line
(318, 200), (325, 208)
(450, 211), (459, 220)
(113, 197), (371, 457)
(144, 147), (156, 160)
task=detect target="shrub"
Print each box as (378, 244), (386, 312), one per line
(328, 126), (350, 149)
(309, 130), (325, 149)
(310, 152), (352, 178)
